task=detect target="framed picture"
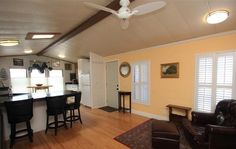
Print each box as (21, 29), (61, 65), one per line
(65, 63), (72, 70)
(161, 62), (179, 78)
(52, 60), (60, 67)
(13, 58), (24, 66)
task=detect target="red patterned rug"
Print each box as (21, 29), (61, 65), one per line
(114, 119), (153, 149)
(114, 119), (191, 149)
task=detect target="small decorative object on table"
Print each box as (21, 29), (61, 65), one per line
(35, 84), (43, 87)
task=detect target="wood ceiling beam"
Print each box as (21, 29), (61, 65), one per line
(37, 0), (135, 56)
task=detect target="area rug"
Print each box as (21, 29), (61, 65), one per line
(99, 106), (118, 112)
(114, 119), (152, 149)
(114, 119), (192, 149)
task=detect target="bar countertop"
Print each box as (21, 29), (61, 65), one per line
(0, 90), (80, 105)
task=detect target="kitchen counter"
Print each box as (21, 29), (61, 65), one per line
(0, 90), (81, 140)
(0, 90), (80, 105)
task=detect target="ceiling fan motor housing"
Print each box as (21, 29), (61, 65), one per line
(118, 7), (134, 19)
(120, 0), (130, 7)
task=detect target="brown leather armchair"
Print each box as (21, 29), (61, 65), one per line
(182, 99), (236, 149)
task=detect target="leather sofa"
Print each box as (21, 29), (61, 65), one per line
(182, 99), (236, 149)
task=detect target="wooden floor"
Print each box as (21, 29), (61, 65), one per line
(10, 106), (148, 149)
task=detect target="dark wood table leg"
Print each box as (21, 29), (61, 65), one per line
(123, 95), (125, 113)
(185, 110), (188, 119)
(129, 94), (131, 113)
(118, 93), (121, 112)
(169, 107), (172, 121)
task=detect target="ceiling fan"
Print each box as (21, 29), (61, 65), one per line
(84, 0), (166, 29)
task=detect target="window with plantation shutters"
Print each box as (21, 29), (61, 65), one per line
(216, 54), (233, 104)
(196, 52), (235, 112)
(48, 70), (64, 92)
(196, 56), (213, 112)
(10, 69), (29, 93)
(132, 60), (150, 104)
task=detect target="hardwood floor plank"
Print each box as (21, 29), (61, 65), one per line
(9, 106), (148, 149)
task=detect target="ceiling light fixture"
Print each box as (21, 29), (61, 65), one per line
(25, 32), (60, 40)
(32, 34), (55, 39)
(0, 40), (19, 47)
(58, 54), (65, 58)
(24, 49), (33, 54)
(206, 10), (229, 24)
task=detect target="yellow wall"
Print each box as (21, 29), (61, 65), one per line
(107, 31), (236, 119)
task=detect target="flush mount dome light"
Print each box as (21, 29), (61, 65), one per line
(0, 40), (19, 46)
(58, 54), (65, 58)
(24, 49), (33, 54)
(206, 10), (229, 24)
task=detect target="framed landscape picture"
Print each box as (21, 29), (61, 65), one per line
(65, 63), (72, 70)
(161, 62), (179, 78)
(52, 60), (60, 67)
(13, 58), (24, 66)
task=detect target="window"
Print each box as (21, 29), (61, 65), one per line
(30, 69), (47, 86)
(48, 70), (64, 92)
(10, 69), (29, 93)
(195, 52), (235, 112)
(132, 60), (150, 104)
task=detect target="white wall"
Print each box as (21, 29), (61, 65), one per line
(0, 55), (76, 87)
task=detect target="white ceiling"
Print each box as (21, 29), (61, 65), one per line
(0, 0), (236, 62)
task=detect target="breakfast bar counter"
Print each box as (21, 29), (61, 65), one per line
(0, 90), (80, 140)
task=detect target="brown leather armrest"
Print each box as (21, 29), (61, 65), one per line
(192, 111), (216, 125)
(207, 124), (236, 135)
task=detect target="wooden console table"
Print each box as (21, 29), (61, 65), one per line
(166, 104), (191, 121)
(27, 85), (52, 93)
(118, 91), (131, 113)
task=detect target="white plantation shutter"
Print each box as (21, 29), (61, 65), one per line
(10, 69), (29, 93)
(132, 61), (150, 104)
(216, 54), (233, 104)
(196, 52), (235, 112)
(30, 69), (47, 86)
(48, 70), (64, 92)
(196, 56), (213, 112)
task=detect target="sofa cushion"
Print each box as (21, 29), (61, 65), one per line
(152, 120), (179, 140)
(215, 100), (233, 126)
(229, 101), (236, 127)
(216, 111), (225, 125)
(182, 118), (206, 143)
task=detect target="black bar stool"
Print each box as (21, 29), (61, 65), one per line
(45, 95), (67, 135)
(65, 92), (82, 128)
(5, 99), (33, 148)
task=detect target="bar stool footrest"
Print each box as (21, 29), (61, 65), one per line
(48, 121), (66, 129)
(13, 129), (33, 139)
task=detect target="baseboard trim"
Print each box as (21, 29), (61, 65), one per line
(131, 109), (169, 121)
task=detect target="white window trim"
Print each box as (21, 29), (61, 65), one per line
(131, 60), (150, 105)
(195, 52), (236, 112)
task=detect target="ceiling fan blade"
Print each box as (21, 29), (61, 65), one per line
(120, 19), (129, 30)
(84, 2), (117, 15)
(133, 1), (166, 16)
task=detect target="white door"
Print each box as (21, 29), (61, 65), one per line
(90, 52), (106, 108)
(106, 61), (119, 108)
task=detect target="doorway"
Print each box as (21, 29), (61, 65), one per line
(106, 61), (119, 109)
